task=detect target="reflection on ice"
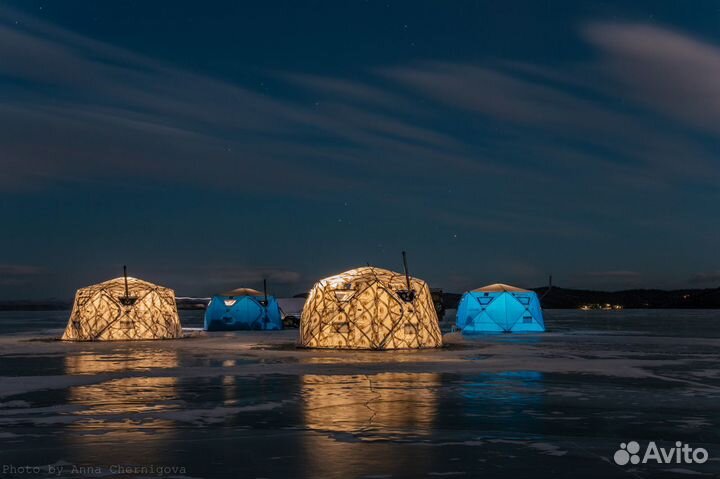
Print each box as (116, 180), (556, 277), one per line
(462, 371), (544, 403)
(64, 349), (179, 375)
(300, 373), (442, 479)
(60, 375), (181, 469)
(64, 351), (181, 442)
(222, 375), (237, 405)
(69, 377), (180, 417)
(2, 309), (720, 478)
(302, 373), (440, 437)
(458, 371), (546, 437)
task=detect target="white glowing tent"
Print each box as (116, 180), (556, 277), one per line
(61, 276), (182, 341)
(299, 266), (442, 350)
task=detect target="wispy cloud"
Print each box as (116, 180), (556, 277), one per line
(0, 264), (43, 285)
(151, 265), (304, 296)
(688, 271), (720, 286)
(206, 267), (302, 285)
(1, 8), (719, 293)
(567, 270), (644, 290)
(0, 6), (469, 193)
(3, 6), (719, 204)
(584, 270), (642, 279)
(382, 55), (720, 189)
(584, 23), (720, 135)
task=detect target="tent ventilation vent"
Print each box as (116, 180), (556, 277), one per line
(119, 296), (137, 306)
(334, 290), (355, 302)
(397, 290), (415, 302)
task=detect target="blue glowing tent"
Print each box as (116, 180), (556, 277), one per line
(204, 287), (282, 331)
(456, 283), (545, 333)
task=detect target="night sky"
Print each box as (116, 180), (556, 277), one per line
(1, 1), (719, 299)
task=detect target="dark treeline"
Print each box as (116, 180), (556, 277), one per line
(2, 286), (720, 311)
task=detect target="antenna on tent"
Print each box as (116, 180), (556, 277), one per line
(262, 278), (268, 306)
(123, 265), (129, 298)
(402, 251), (411, 291)
(261, 278), (269, 326)
(540, 274), (553, 300)
(119, 265), (137, 306)
(398, 251), (415, 302)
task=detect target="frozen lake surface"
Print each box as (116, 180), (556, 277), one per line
(0, 309), (719, 478)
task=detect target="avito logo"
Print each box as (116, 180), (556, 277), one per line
(614, 441), (708, 466)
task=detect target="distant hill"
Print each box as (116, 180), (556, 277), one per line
(0, 297), (211, 311)
(532, 286), (720, 309)
(175, 297), (210, 310)
(0, 299), (71, 311)
(2, 286), (719, 310)
(441, 292), (462, 309)
(437, 286), (720, 310)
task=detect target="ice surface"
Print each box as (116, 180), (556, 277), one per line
(0, 309), (718, 478)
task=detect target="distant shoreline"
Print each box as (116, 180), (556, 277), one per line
(1, 285), (719, 311)
(531, 285), (720, 309)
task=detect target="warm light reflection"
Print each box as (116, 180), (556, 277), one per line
(300, 352), (435, 365)
(222, 375), (237, 405)
(64, 350), (179, 375)
(63, 350), (181, 448)
(578, 303), (624, 311)
(69, 376), (179, 416)
(302, 373), (440, 436)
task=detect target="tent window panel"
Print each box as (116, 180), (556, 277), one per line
(333, 322), (350, 333)
(333, 290), (355, 302)
(523, 316), (533, 323)
(403, 323), (418, 334)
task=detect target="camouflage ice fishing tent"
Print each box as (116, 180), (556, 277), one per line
(299, 267), (442, 350)
(61, 277), (182, 341)
(456, 283), (545, 333)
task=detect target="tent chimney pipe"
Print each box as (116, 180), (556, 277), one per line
(402, 251), (411, 291)
(540, 274), (553, 300)
(262, 278), (269, 323)
(123, 265), (129, 298)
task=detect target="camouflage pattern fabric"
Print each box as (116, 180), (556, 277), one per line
(300, 267), (442, 350)
(61, 277), (182, 341)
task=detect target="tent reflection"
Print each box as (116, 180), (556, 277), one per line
(300, 373), (441, 478)
(64, 349), (179, 375)
(69, 376), (180, 417)
(63, 351), (181, 460)
(459, 371), (546, 435)
(302, 372), (440, 436)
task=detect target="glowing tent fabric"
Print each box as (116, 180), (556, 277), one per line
(299, 267), (442, 349)
(61, 277), (182, 341)
(456, 283), (545, 333)
(204, 288), (282, 331)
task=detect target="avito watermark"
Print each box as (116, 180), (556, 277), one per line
(613, 441), (708, 466)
